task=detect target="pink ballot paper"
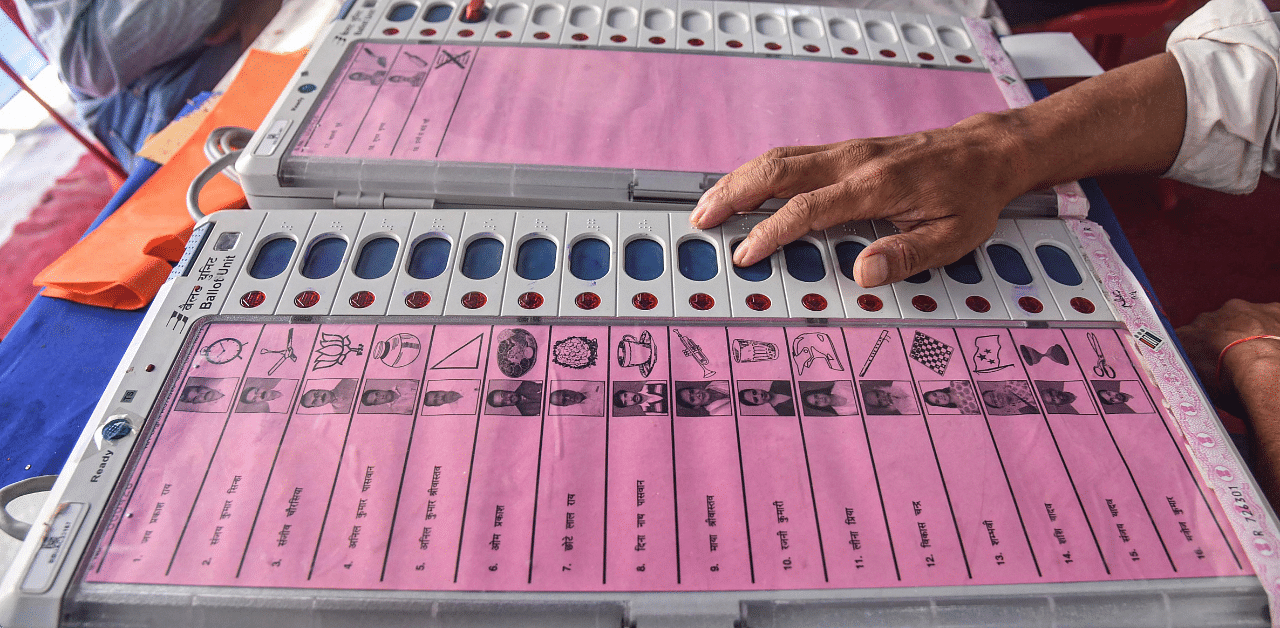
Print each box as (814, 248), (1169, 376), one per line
(85, 321), (1247, 591)
(288, 44), (1011, 174)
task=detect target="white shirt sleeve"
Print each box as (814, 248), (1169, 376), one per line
(17, 0), (235, 99)
(1165, 0), (1280, 193)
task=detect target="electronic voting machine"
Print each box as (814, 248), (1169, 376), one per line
(2, 0), (1277, 626)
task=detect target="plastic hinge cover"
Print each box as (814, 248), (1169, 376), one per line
(628, 595), (740, 628)
(631, 171), (718, 203)
(333, 191), (436, 209)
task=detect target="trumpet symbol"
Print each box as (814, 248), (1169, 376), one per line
(672, 328), (715, 379)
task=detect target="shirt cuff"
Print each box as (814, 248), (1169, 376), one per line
(1165, 0), (1280, 193)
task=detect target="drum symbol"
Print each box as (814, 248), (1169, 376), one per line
(731, 339), (777, 363)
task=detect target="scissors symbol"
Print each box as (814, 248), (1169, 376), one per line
(1088, 332), (1116, 378)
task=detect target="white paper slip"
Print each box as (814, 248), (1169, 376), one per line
(1001, 32), (1103, 79)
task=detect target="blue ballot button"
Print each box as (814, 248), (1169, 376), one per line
(783, 241), (825, 282)
(1036, 244), (1083, 286)
(834, 240), (865, 280)
(987, 243), (1033, 286)
(569, 237), (610, 281)
(677, 238), (717, 281)
(515, 237), (557, 280)
(945, 251), (983, 284)
(354, 237), (399, 280)
(407, 236), (451, 280)
(624, 238), (664, 281)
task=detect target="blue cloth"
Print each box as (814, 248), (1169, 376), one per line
(0, 92), (204, 491)
(0, 172), (151, 490)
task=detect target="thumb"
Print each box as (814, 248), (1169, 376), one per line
(853, 222), (976, 288)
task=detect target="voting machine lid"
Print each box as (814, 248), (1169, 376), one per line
(236, 0), (1075, 215)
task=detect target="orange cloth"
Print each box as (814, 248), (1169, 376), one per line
(35, 49), (306, 310)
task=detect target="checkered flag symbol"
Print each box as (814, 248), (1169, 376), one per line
(909, 331), (954, 376)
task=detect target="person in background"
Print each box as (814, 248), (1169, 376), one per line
(995, 0), (1132, 29)
(16, 0), (282, 170)
(690, 0), (1280, 502)
(1179, 301), (1280, 501)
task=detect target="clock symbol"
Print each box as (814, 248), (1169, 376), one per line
(201, 337), (245, 364)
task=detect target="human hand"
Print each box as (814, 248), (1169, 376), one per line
(205, 0), (285, 50)
(689, 112), (1034, 288)
(1176, 300), (1280, 414)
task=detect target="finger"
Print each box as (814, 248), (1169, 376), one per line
(733, 182), (860, 267)
(691, 145), (835, 229)
(853, 220), (984, 287)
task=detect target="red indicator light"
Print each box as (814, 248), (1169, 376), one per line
(405, 291), (431, 309)
(572, 32), (589, 41)
(726, 40), (743, 48)
(746, 293), (771, 311)
(803, 44), (820, 53)
(461, 291), (488, 309)
(956, 54), (973, 63)
(575, 292), (601, 310)
(1070, 297), (1096, 314)
(240, 291), (265, 308)
(880, 49), (896, 58)
(912, 295), (938, 312)
(802, 293), (827, 311)
(966, 296), (991, 313)
(383, 28), (400, 35)
(294, 290), (320, 308)
(688, 38), (704, 46)
(649, 36), (666, 44)
(421, 28), (437, 36)
(1019, 296), (1044, 314)
(496, 30), (513, 38)
(765, 42), (782, 51)
(534, 31), (551, 39)
(632, 292), (658, 310)
(610, 34), (627, 43)
(458, 28), (475, 37)
(917, 51), (934, 61)
(349, 291), (375, 309)
(518, 291), (545, 309)
(841, 46), (858, 55)
(689, 293), (714, 310)
(857, 294), (883, 312)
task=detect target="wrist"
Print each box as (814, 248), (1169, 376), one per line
(1224, 339), (1280, 386)
(977, 53), (1187, 191)
(1231, 357), (1280, 422)
(949, 109), (1043, 203)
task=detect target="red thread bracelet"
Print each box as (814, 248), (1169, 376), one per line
(1216, 335), (1280, 383)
